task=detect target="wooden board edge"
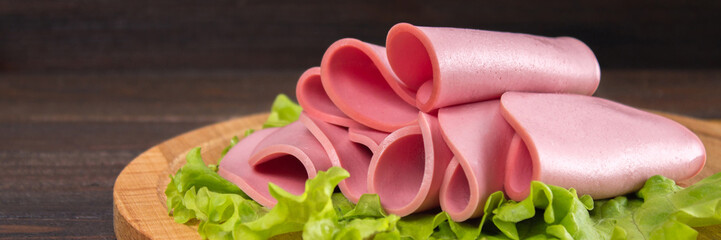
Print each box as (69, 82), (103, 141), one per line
(113, 113), (268, 240)
(114, 192), (150, 240)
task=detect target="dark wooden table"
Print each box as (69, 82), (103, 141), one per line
(1, 69), (719, 239)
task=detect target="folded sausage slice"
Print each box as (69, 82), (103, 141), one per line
(218, 128), (280, 207)
(501, 92), (706, 200)
(218, 118), (332, 207)
(348, 126), (390, 154)
(438, 100), (514, 221)
(368, 112), (453, 216)
(386, 23), (600, 112)
(321, 38), (418, 132)
(301, 114), (373, 203)
(296, 67), (362, 128)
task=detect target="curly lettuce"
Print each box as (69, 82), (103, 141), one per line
(262, 94), (303, 129)
(169, 147), (721, 240)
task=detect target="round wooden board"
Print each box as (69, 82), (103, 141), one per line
(114, 112), (721, 240)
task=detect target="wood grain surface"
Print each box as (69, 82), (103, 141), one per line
(112, 111), (721, 240)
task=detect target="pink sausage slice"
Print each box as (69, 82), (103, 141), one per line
(386, 23), (601, 112)
(300, 114), (373, 203)
(296, 67), (362, 128)
(437, 100), (514, 221)
(218, 118), (332, 207)
(501, 92), (706, 200)
(217, 128), (288, 207)
(368, 112), (453, 216)
(321, 38), (418, 132)
(348, 125), (390, 154)
(247, 119), (333, 172)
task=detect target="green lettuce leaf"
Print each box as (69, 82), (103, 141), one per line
(190, 187), (268, 240)
(332, 192), (356, 217)
(332, 215), (401, 240)
(304, 192), (402, 240)
(231, 167), (402, 240)
(233, 167), (349, 239)
(490, 181), (598, 240)
(469, 173), (721, 240)
(590, 172), (721, 240)
(165, 147), (265, 239)
(166, 147), (249, 222)
(391, 173), (721, 240)
(341, 194), (388, 220)
(333, 194), (401, 239)
(263, 93), (303, 129)
(397, 212), (448, 240)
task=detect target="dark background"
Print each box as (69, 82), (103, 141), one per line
(1, 1), (720, 239)
(2, 1), (721, 72)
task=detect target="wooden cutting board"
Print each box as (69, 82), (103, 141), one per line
(113, 112), (721, 240)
